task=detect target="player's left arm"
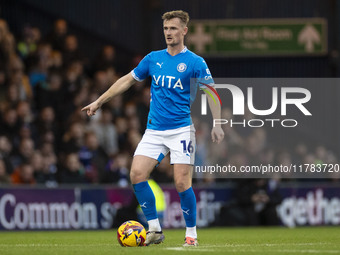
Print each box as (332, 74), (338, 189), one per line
(206, 89), (224, 144)
(195, 58), (224, 144)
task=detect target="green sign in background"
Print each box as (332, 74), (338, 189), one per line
(187, 18), (327, 56)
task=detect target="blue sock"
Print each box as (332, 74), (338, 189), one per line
(133, 181), (157, 221)
(179, 187), (197, 227)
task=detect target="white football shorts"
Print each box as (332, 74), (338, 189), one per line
(134, 125), (196, 165)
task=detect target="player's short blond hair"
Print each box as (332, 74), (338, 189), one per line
(162, 10), (189, 26)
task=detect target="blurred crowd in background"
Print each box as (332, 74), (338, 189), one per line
(0, 18), (339, 188)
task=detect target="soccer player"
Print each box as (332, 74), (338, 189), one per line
(82, 10), (224, 246)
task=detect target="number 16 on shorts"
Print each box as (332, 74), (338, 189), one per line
(180, 140), (194, 155)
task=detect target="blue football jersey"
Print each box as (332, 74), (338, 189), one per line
(131, 47), (213, 131)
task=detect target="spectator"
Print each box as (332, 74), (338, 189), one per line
(107, 94), (124, 118)
(11, 162), (35, 184)
(128, 115), (141, 134)
(34, 70), (64, 117)
(31, 150), (46, 182)
(28, 43), (51, 87)
(0, 136), (13, 174)
(293, 142), (308, 164)
(61, 60), (87, 116)
(45, 19), (68, 51)
(124, 101), (137, 119)
(8, 56), (32, 101)
(0, 108), (20, 146)
(10, 137), (35, 168)
(17, 25), (41, 60)
(78, 131), (109, 183)
(244, 130), (266, 165)
(126, 128), (141, 154)
(0, 85), (20, 112)
(31, 150), (57, 186)
(59, 153), (86, 184)
(62, 35), (83, 65)
(0, 158), (10, 183)
(35, 107), (60, 144)
(93, 70), (110, 94)
(61, 83), (90, 126)
(276, 150), (294, 179)
(101, 153), (130, 186)
(89, 107), (118, 156)
(16, 100), (34, 125)
(105, 66), (119, 86)
(40, 142), (57, 168)
(234, 179), (282, 226)
(115, 116), (129, 151)
(0, 19), (10, 65)
(49, 50), (63, 70)
(1, 32), (17, 66)
(93, 45), (117, 72)
(18, 124), (33, 142)
(61, 121), (85, 154)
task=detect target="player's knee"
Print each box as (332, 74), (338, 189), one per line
(175, 179), (190, 193)
(130, 168), (148, 184)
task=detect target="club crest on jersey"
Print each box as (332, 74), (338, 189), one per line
(177, 63), (187, 72)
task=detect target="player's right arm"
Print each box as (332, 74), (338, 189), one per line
(81, 73), (136, 116)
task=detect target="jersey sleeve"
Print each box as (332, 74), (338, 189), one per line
(131, 54), (151, 81)
(194, 57), (214, 87)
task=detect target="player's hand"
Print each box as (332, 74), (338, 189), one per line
(211, 126), (224, 144)
(81, 100), (101, 116)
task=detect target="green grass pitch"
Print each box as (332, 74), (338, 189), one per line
(0, 227), (339, 255)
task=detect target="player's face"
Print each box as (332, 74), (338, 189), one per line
(163, 18), (188, 47)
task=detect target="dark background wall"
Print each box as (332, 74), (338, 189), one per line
(1, 0), (339, 76)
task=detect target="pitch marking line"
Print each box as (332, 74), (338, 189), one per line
(164, 243), (339, 254)
(203, 242), (332, 247)
(165, 247), (214, 252)
(164, 247), (340, 254)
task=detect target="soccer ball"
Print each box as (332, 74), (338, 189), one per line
(117, 220), (146, 247)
